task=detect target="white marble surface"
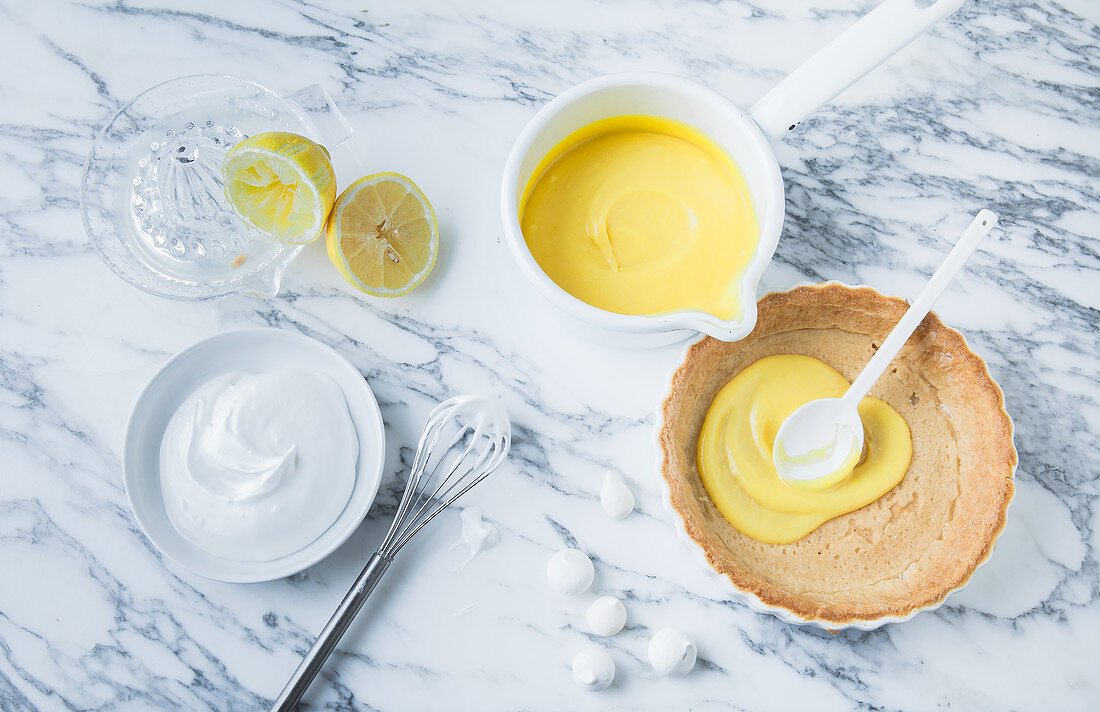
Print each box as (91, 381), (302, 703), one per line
(2, 0), (1099, 709)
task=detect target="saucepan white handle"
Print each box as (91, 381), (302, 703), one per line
(748, 0), (966, 141)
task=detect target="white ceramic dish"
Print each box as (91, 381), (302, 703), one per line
(124, 328), (385, 583)
(654, 283), (1017, 630)
(500, 0), (965, 348)
(501, 73), (784, 347)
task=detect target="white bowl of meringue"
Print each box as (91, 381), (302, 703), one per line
(124, 329), (386, 583)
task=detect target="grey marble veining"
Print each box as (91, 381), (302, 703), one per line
(1, 0), (1098, 710)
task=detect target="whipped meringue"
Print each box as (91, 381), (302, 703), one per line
(586, 596), (627, 636)
(572, 647), (615, 691)
(546, 548), (595, 595)
(600, 470), (635, 519)
(647, 628), (697, 676)
(160, 369), (358, 562)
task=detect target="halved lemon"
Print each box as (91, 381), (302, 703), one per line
(326, 173), (438, 297)
(222, 131), (336, 244)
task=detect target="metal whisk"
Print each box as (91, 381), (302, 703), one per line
(271, 395), (511, 711)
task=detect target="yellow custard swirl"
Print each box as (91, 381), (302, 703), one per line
(520, 115), (758, 320)
(697, 355), (912, 544)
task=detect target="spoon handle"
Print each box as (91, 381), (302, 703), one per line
(843, 209), (998, 406)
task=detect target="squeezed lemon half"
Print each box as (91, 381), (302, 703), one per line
(326, 172), (438, 297)
(222, 131), (336, 245)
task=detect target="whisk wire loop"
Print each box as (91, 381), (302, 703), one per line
(377, 396), (510, 559)
(271, 394), (510, 712)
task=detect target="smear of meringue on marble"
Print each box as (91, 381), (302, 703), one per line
(600, 470), (635, 519)
(586, 595), (627, 636)
(159, 369), (358, 562)
(546, 548), (595, 595)
(572, 647), (615, 691)
(450, 506), (499, 568)
(648, 628), (697, 676)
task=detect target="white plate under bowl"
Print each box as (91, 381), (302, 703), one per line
(124, 328), (385, 583)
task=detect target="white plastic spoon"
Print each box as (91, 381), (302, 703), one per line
(772, 209), (999, 490)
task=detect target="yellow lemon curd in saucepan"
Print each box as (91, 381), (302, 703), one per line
(698, 355), (913, 544)
(520, 115), (758, 320)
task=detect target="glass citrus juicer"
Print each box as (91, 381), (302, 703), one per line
(82, 75), (352, 300)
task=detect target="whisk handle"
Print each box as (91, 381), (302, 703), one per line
(270, 552), (392, 711)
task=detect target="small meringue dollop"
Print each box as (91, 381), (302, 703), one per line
(546, 548), (595, 595)
(450, 506), (499, 568)
(648, 628), (697, 676)
(572, 647), (615, 691)
(600, 470), (635, 519)
(586, 595), (627, 636)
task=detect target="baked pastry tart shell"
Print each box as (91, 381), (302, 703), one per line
(658, 283), (1016, 627)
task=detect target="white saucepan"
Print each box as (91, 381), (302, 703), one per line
(501, 0), (965, 348)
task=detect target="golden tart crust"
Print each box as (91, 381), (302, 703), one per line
(659, 283), (1016, 625)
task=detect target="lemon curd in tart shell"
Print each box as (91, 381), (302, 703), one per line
(658, 284), (1016, 626)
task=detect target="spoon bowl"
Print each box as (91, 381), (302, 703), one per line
(773, 398), (864, 490)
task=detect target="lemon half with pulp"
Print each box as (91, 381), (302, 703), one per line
(326, 173), (438, 297)
(222, 131), (336, 244)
